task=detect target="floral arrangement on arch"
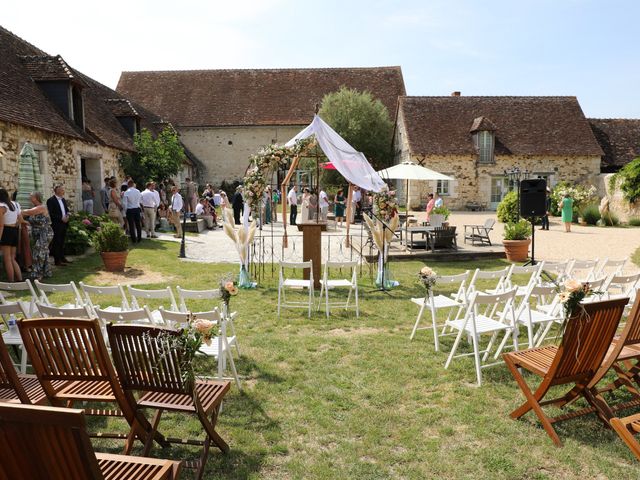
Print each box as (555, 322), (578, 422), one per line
(243, 138), (316, 207)
(418, 266), (438, 294)
(372, 184), (398, 221)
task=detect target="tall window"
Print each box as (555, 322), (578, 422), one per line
(475, 131), (494, 164)
(436, 180), (450, 196)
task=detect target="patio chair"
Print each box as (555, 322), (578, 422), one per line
(79, 282), (131, 316)
(107, 323), (230, 480)
(463, 218), (495, 246)
(426, 226), (457, 252)
(159, 307), (241, 389)
(0, 329), (49, 404)
(503, 297), (628, 446)
(410, 270), (470, 349)
(277, 261), (314, 319)
(0, 280), (39, 316)
(444, 288), (519, 386)
(0, 403), (181, 480)
(34, 280), (84, 309)
(318, 261), (359, 318)
(128, 285), (179, 323)
(17, 317), (165, 451)
(0, 301), (32, 374)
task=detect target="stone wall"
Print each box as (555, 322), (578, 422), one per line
(178, 125), (303, 186)
(0, 121), (124, 211)
(598, 173), (640, 222)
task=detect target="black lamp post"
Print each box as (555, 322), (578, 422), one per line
(503, 166), (530, 221)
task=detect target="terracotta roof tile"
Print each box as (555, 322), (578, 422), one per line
(19, 54), (79, 83)
(399, 96), (603, 157)
(116, 67), (406, 127)
(589, 118), (640, 171)
(105, 98), (140, 117)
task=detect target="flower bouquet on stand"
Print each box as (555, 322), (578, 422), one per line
(418, 266), (438, 299)
(365, 185), (400, 289)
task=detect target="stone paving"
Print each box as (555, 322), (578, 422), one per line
(163, 212), (639, 272)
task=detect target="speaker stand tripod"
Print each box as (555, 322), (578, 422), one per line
(523, 217), (537, 266)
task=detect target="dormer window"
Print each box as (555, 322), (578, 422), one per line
(470, 116), (497, 164)
(70, 85), (84, 129)
(475, 131), (494, 164)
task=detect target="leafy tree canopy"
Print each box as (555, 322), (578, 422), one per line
(318, 86), (394, 173)
(611, 157), (640, 204)
(120, 127), (185, 185)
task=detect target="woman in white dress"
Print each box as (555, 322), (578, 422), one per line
(300, 188), (311, 223)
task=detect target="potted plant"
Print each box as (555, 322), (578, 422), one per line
(432, 206), (451, 227)
(502, 219), (532, 262)
(92, 221), (129, 272)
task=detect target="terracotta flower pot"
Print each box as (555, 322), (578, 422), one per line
(503, 239), (531, 262)
(101, 251), (128, 272)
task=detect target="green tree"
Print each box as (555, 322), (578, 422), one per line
(120, 127), (185, 185)
(611, 157), (640, 204)
(318, 86), (394, 173)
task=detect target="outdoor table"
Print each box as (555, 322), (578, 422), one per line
(406, 226), (434, 249)
(3, 330), (27, 374)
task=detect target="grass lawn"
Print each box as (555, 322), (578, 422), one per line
(21, 240), (640, 479)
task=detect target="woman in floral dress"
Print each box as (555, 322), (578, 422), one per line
(21, 192), (54, 280)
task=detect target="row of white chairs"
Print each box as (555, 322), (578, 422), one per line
(0, 280), (242, 388)
(410, 260), (639, 386)
(277, 260), (359, 319)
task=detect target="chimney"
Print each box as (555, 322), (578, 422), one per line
(451, 91), (461, 97)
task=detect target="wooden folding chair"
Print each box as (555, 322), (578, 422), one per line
(0, 403), (180, 480)
(503, 297), (628, 446)
(17, 317), (166, 451)
(107, 323), (231, 480)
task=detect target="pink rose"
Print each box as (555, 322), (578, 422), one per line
(193, 319), (214, 335)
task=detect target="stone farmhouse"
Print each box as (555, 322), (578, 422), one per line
(0, 26), (196, 212)
(589, 118), (640, 173)
(116, 67), (406, 186)
(393, 94), (605, 210)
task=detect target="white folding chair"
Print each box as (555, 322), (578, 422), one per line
(444, 288), (518, 386)
(159, 307), (241, 389)
(79, 282), (130, 317)
(566, 259), (599, 282)
(504, 263), (544, 296)
(540, 260), (572, 286)
(128, 286), (178, 323)
(510, 284), (562, 348)
(95, 306), (156, 326)
(603, 273), (640, 302)
(596, 258), (627, 279)
(467, 266), (511, 296)
(410, 270), (470, 349)
(277, 261), (314, 319)
(34, 280), (84, 309)
(0, 280), (39, 317)
(318, 261), (359, 318)
(0, 302), (31, 373)
(35, 302), (94, 319)
(176, 286), (241, 355)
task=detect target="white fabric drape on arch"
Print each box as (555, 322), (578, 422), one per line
(285, 115), (386, 193)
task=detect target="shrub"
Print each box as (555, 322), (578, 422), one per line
(497, 191), (518, 223)
(601, 211), (620, 226)
(92, 221), (129, 253)
(628, 217), (640, 227)
(503, 219), (532, 240)
(610, 157), (640, 204)
(433, 206), (450, 220)
(63, 212), (109, 256)
(580, 204), (601, 225)
(550, 181), (597, 216)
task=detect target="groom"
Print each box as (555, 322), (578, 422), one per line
(46, 185), (71, 266)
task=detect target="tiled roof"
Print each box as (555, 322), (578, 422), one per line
(0, 25), (170, 152)
(19, 54), (80, 83)
(116, 67), (406, 127)
(105, 98), (140, 117)
(469, 116), (497, 133)
(589, 118), (640, 171)
(398, 96), (603, 157)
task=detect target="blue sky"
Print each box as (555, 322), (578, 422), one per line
(3, 0), (639, 117)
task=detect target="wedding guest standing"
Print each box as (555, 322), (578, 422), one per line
(231, 186), (243, 225)
(81, 178), (94, 214)
(21, 192), (53, 280)
(100, 177), (110, 213)
(219, 191), (229, 220)
(319, 187), (329, 222)
(107, 179), (124, 227)
(46, 185), (70, 266)
(300, 187), (311, 223)
(425, 193), (435, 223)
(434, 192), (443, 208)
(0, 188), (23, 281)
(141, 181), (159, 239)
(540, 187), (551, 231)
(185, 178), (198, 213)
(169, 185), (184, 238)
(561, 192), (573, 233)
(123, 180), (142, 243)
(287, 185), (298, 226)
(334, 188), (346, 227)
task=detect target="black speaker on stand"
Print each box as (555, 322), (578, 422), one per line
(519, 179), (547, 265)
